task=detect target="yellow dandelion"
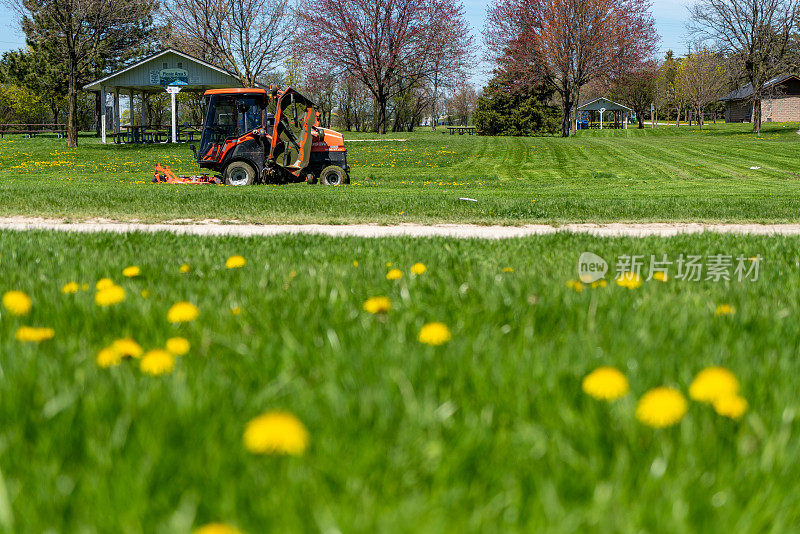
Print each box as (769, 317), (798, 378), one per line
(616, 272), (643, 289)
(502, 267), (514, 273)
(95, 285), (126, 306)
(167, 301), (199, 323)
(15, 326), (55, 342)
(140, 349), (175, 376)
(652, 271), (668, 282)
(363, 296), (391, 314)
(96, 278), (115, 290)
(231, 306), (242, 316)
(96, 348), (122, 368)
(582, 367), (629, 401)
(180, 263), (191, 274)
(225, 255), (246, 269)
(713, 394), (748, 419)
(141, 290), (150, 299)
(566, 280), (583, 293)
(122, 265), (141, 278)
(61, 282), (80, 294)
(353, 260), (359, 268)
(715, 304), (735, 316)
(166, 337), (190, 356)
(591, 280), (607, 288)
(193, 524), (243, 534)
(635, 387), (688, 428)
(385, 262), (393, 268)
(410, 263), (427, 275)
(3, 290), (32, 315)
(109, 338), (142, 359)
(243, 411), (309, 455)
(386, 268), (403, 280)
(689, 367), (739, 403)
(418, 322), (451, 346)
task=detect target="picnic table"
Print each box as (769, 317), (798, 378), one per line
(114, 124), (202, 144)
(446, 126), (477, 135)
(0, 123), (66, 138)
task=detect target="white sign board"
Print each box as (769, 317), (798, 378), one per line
(166, 86), (182, 94)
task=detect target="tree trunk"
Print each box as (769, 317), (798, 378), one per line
(560, 88), (572, 138)
(377, 94), (387, 134)
(752, 97), (762, 133)
(67, 60), (78, 148)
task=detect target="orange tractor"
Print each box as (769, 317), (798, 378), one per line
(154, 86), (349, 186)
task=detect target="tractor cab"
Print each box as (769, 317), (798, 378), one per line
(194, 86), (350, 186)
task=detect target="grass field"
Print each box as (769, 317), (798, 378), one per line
(1, 123), (800, 224)
(2, 229), (800, 532)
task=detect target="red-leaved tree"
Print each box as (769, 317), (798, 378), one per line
(484, 0), (658, 137)
(301, 0), (472, 134)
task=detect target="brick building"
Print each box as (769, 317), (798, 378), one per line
(720, 74), (800, 123)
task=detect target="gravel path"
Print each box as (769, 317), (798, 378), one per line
(3, 217), (800, 238)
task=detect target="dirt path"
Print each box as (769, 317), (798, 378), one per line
(3, 217), (800, 238)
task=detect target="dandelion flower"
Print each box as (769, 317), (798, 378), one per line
(582, 367), (629, 401)
(363, 296), (391, 314)
(166, 337), (190, 356)
(502, 267), (514, 273)
(193, 524), (243, 534)
(140, 349), (175, 376)
(243, 411), (309, 455)
(180, 263), (191, 274)
(689, 367), (739, 403)
(616, 272), (643, 289)
(231, 306), (242, 315)
(636, 387), (688, 428)
(353, 260), (359, 268)
(713, 394), (748, 419)
(386, 268), (403, 280)
(410, 263), (427, 275)
(385, 262), (393, 268)
(226, 255), (246, 269)
(3, 291), (32, 315)
(95, 285), (126, 306)
(123, 266), (141, 278)
(15, 326), (55, 342)
(566, 280), (584, 292)
(715, 304), (735, 316)
(141, 290), (150, 299)
(111, 338), (143, 359)
(591, 280), (607, 288)
(418, 322), (451, 345)
(96, 348), (122, 368)
(61, 282), (79, 294)
(652, 271), (669, 282)
(167, 301), (199, 323)
(96, 278), (115, 290)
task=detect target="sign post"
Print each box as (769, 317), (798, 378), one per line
(600, 107), (606, 130)
(166, 81), (186, 143)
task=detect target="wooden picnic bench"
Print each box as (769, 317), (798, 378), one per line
(446, 126), (477, 135)
(0, 123), (66, 138)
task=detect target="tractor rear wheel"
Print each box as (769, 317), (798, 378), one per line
(224, 161), (256, 186)
(320, 165), (349, 186)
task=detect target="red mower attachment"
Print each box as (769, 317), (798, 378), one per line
(152, 163), (222, 185)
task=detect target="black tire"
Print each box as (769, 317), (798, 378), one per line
(224, 161), (256, 186)
(320, 165), (347, 186)
(306, 173), (318, 185)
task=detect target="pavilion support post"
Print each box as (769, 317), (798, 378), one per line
(100, 87), (107, 143)
(113, 88), (120, 134)
(170, 91), (177, 143)
(600, 111), (603, 130)
(129, 89), (134, 126)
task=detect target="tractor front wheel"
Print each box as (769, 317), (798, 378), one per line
(319, 165), (349, 186)
(224, 161), (256, 186)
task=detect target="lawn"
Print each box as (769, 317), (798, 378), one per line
(1, 229), (800, 532)
(1, 123), (800, 224)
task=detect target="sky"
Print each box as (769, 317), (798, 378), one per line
(0, 0), (694, 86)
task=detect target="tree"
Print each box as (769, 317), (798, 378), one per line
(485, 0), (658, 137)
(610, 60), (659, 129)
(14, 0), (155, 147)
(301, 0), (473, 134)
(473, 72), (560, 135)
(1, 48), (68, 124)
(450, 81), (478, 125)
(674, 46), (727, 129)
(689, 0), (799, 133)
(164, 0), (295, 87)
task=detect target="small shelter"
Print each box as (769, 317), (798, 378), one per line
(576, 97), (631, 130)
(84, 49), (244, 144)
